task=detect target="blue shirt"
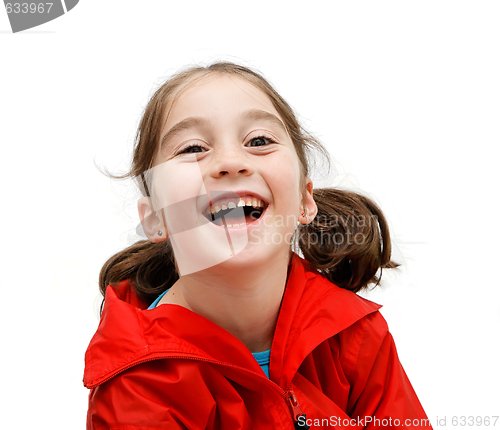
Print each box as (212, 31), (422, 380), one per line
(147, 290), (270, 378)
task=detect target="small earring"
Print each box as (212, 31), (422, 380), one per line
(298, 207), (307, 226)
(157, 230), (163, 236)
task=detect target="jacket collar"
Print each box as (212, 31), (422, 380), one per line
(84, 253), (381, 388)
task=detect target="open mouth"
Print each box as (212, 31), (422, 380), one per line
(203, 196), (269, 227)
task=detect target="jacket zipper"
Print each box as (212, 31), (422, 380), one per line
(88, 354), (309, 428)
(285, 388), (310, 429)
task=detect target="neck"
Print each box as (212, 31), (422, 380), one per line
(161, 249), (293, 352)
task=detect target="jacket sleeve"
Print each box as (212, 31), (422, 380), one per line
(345, 312), (433, 429)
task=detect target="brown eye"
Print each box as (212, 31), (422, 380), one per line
(177, 144), (206, 155)
(247, 135), (276, 147)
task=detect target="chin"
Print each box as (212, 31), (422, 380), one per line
(223, 242), (288, 269)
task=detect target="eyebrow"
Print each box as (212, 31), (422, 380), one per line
(160, 109), (288, 150)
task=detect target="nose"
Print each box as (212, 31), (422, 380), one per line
(208, 144), (254, 178)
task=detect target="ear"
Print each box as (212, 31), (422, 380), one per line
(137, 196), (167, 243)
(300, 178), (318, 224)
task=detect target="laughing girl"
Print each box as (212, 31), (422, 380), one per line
(84, 62), (432, 429)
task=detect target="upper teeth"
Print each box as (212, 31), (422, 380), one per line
(209, 197), (265, 215)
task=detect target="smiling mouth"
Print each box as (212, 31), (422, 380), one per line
(203, 200), (269, 227)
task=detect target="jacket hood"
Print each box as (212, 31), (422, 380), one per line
(84, 252), (381, 389)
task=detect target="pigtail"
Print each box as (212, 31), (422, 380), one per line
(297, 188), (399, 293)
(98, 240), (178, 304)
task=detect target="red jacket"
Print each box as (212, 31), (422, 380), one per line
(84, 253), (432, 429)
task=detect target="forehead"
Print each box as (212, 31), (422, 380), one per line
(163, 74), (281, 126)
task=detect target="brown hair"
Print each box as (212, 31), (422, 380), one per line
(99, 61), (399, 304)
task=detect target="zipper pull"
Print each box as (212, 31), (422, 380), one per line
(286, 390), (310, 429)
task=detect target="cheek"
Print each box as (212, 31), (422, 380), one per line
(265, 151), (302, 201)
(149, 159), (206, 212)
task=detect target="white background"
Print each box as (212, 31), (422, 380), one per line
(1, 1), (499, 428)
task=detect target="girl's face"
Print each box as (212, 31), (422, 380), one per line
(139, 73), (316, 275)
